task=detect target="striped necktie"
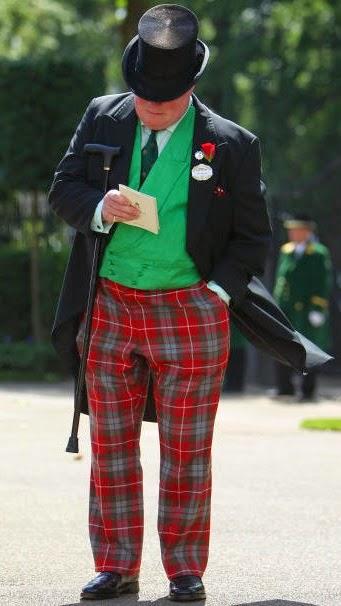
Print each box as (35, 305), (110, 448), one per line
(140, 130), (158, 185)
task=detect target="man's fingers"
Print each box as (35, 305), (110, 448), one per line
(105, 201), (139, 215)
(102, 200), (140, 224)
(102, 209), (139, 223)
(105, 191), (138, 213)
(103, 190), (140, 223)
(105, 190), (130, 205)
(105, 203), (140, 219)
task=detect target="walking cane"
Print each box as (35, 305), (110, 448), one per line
(66, 143), (121, 453)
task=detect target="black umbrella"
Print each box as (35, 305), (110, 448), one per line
(230, 276), (333, 373)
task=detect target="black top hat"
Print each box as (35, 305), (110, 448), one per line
(122, 4), (209, 102)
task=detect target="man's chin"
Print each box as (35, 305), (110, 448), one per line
(143, 116), (168, 130)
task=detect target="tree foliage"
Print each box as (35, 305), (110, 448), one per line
(184, 0), (341, 257)
(0, 0), (340, 346)
(229, 1), (341, 188)
(0, 0), (113, 61)
(0, 56), (105, 191)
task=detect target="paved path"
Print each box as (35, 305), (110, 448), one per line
(0, 381), (340, 606)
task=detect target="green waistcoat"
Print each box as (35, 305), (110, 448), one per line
(99, 105), (201, 289)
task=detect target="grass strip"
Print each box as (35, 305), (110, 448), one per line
(300, 418), (341, 431)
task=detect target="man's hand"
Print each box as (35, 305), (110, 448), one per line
(102, 189), (141, 224)
(308, 311), (325, 327)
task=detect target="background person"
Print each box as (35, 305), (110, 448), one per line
(273, 213), (332, 401)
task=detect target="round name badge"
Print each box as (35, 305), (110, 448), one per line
(192, 163), (213, 181)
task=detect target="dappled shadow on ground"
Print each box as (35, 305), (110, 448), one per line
(61, 597), (319, 606)
(61, 597), (181, 606)
(232, 600), (319, 606)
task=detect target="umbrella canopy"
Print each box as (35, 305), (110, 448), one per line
(230, 276), (332, 372)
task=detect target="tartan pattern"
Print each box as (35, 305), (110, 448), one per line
(76, 277), (230, 579)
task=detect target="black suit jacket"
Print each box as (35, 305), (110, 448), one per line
(48, 93), (272, 415)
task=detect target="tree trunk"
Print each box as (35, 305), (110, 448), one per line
(121, 0), (151, 47)
(30, 191), (43, 343)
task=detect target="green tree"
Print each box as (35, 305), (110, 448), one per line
(0, 57), (105, 342)
(178, 0), (340, 261)
(0, 0), (111, 61)
(1, 0), (340, 347)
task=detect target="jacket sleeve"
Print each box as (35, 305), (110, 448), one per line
(310, 250), (333, 311)
(209, 137), (272, 306)
(47, 98), (104, 234)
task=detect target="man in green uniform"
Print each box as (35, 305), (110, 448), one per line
(273, 213), (333, 400)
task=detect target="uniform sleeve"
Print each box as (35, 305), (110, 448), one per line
(310, 250), (333, 311)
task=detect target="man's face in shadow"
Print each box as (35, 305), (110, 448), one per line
(134, 87), (194, 131)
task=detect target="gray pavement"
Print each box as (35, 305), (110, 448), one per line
(0, 380), (341, 606)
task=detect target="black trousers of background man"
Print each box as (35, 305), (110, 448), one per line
(276, 363), (317, 398)
(222, 349), (247, 393)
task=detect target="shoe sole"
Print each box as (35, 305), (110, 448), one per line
(168, 591), (206, 602)
(80, 580), (139, 600)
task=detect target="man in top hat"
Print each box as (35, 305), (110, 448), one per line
(48, 4), (271, 601)
(273, 213), (332, 401)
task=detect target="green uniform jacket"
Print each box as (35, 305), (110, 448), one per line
(230, 322), (247, 350)
(274, 241), (332, 350)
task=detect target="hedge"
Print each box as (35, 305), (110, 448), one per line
(0, 341), (65, 380)
(0, 245), (68, 342)
(0, 245), (71, 379)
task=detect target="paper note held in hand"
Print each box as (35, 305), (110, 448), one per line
(119, 184), (159, 234)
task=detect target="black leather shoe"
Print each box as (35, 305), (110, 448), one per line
(169, 575), (206, 601)
(80, 571), (139, 600)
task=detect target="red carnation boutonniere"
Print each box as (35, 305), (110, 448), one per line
(201, 142), (216, 162)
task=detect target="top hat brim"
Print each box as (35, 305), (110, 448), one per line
(122, 35), (209, 102)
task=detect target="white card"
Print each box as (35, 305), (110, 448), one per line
(118, 184), (159, 234)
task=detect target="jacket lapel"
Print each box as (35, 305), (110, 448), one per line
(186, 95), (225, 250)
(95, 94), (137, 189)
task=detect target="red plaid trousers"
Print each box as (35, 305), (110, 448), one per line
(76, 277), (230, 579)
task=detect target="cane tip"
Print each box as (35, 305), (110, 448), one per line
(66, 436), (79, 453)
